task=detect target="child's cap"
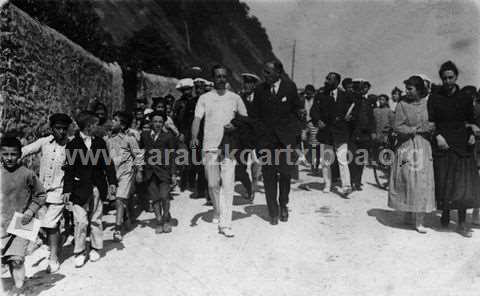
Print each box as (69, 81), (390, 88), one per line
(49, 113), (73, 126)
(0, 136), (22, 152)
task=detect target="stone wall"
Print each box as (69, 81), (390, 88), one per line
(0, 3), (124, 139)
(137, 71), (180, 108)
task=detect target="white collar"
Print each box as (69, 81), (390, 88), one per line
(331, 88), (338, 97)
(79, 131), (90, 139)
(273, 79), (281, 89)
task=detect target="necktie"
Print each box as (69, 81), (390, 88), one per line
(271, 85), (276, 96)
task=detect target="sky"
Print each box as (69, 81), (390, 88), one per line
(244, 0), (480, 94)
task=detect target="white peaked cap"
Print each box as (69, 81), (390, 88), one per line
(176, 78), (194, 89)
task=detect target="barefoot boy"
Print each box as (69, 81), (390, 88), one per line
(108, 111), (143, 241)
(1, 136), (46, 293)
(21, 113), (72, 273)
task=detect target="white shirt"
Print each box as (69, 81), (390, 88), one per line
(22, 135), (66, 203)
(331, 88), (338, 102)
(272, 79), (281, 95)
(390, 100), (398, 112)
(304, 97), (314, 122)
(195, 89), (248, 151)
(80, 131), (92, 149)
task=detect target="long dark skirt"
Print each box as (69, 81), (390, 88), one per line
(434, 151), (480, 210)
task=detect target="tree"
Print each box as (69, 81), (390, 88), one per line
(119, 25), (180, 76)
(12, 0), (118, 62)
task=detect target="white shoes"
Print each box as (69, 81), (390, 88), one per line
(74, 254), (87, 268)
(89, 249), (101, 262)
(219, 227), (235, 238)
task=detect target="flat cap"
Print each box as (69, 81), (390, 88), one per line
(49, 113), (72, 125)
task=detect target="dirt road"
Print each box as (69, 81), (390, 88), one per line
(3, 168), (480, 296)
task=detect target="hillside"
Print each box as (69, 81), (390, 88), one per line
(12, 0), (277, 86)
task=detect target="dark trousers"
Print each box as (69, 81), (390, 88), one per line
(258, 144), (295, 218)
(236, 162), (252, 194)
(197, 163), (209, 198)
(181, 148), (203, 190)
(349, 139), (370, 186)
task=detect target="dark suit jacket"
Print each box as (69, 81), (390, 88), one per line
(250, 78), (303, 148)
(241, 92), (257, 116)
(139, 131), (176, 182)
(311, 89), (355, 144)
(173, 95), (198, 141)
(351, 97), (375, 142)
(63, 132), (117, 205)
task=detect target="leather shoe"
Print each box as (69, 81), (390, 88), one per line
(270, 216), (279, 225)
(280, 207), (289, 222)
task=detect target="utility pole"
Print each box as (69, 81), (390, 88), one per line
(184, 20), (191, 52)
(291, 40), (296, 80)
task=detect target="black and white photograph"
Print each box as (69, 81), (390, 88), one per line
(1, 0), (480, 295)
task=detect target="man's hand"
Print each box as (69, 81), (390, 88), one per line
(468, 134), (476, 145)
(224, 123), (236, 132)
(22, 209), (34, 225)
(317, 120), (326, 129)
(109, 184), (117, 197)
(345, 114), (353, 122)
(178, 133), (185, 142)
(436, 134), (449, 150)
(171, 175), (177, 186)
(62, 193), (71, 204)
(471, 124), (480, 136)
(191, 138), (200, 149)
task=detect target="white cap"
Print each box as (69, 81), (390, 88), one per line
(353, 78), (367, 82)
(175, 78), (194, 89)
(193, 78), (208, 84)
(143, 108), (154, 115)
(241, 73), (260, 82)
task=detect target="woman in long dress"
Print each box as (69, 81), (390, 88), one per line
(429, 61), (480, 237)
(388, 75), (435, 233)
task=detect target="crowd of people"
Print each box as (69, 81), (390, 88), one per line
(2, 59), (480, 294)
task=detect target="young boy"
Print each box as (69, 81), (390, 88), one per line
(108, 111), (143, 241)
(139, 111), (176, 234)
(63, 111), (117, 268)
(1, 136), (46, 293)
(21, 113), (72, 273)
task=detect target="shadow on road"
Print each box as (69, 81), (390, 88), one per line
(190, 204), (270, 226)
(366, 182), (388, 191)
(2, 270), (65, 296)
(190, 209), (215, 226)
(243, 205), (270, 222)
(367, 208), (440, 231)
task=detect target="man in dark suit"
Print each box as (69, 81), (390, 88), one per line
(250, 61), (303, 225)
(63, 111), (117, 268)
(349, 80), (375, 191)
(236, 73), (262, 201)
(310, 72), (355, 196)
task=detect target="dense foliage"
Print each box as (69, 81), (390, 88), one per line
(11, 0), (276, 81)
(12, 0), (118, 62)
